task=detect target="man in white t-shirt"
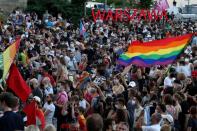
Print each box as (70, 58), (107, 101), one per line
(142, 113), (162, 131)
(43, 94), (55, 124)
(67, 51), (78, 71)
(164, 73), (175, 88)
(176, 59), (193, 77)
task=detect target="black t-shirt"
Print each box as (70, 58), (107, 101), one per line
(83, 48), (95, 64)
(186, 84), (197, 96)
(32, 87), (43, 101)
(187, 117), (197, 131)
(60, 105), (77, 124)
(0, 111), (24, 131)
(180, 101), (190, 114)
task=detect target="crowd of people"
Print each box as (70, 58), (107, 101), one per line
(0, 8), (197, 131)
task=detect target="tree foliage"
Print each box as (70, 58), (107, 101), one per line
(138, 0), (153, 9)
(26, 0), (86, 25)
(26, 0), (153, 25)
(96, 0), (153, 9)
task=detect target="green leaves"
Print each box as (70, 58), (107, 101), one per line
(26, 0), (85, 25)
(96, 0), (153, 9)
(138, 0), (153, 9)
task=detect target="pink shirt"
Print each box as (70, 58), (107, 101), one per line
(56, 91), (68, 105)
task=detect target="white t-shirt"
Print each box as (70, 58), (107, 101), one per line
(67, 58), (77, 71)
(26, 22), (31, 29)
(183, 64), (192, 77)
(79, 99), (87, 109)
(64, 56), (70, 64)
(43, 102), (55, 124)
(164, 76), (174, 88)
(142, 124), (161, 131)
(176, 64), (192, 77)
(44, 86), (54, 96)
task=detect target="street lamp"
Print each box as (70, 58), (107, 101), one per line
(84, 0), (88, 17)
(187, 0), (190, 13)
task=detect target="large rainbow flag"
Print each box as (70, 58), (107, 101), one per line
(0, 38), (21, 79)
(118, 34), (193, 67)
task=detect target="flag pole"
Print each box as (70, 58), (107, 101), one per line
(0, 82), (4, 91)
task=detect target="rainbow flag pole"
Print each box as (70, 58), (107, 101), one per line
(118, 34), (193, 67)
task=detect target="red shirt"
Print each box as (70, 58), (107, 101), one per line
(43, 72), (56, 86)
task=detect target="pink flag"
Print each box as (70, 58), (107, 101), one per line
(155, 0), (169, 11)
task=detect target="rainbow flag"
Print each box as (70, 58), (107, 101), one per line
(0, 38), (20, 79)
(118, 34), (193, 67)
(77, 71), (91, 89)
(80, 21), (86, 37)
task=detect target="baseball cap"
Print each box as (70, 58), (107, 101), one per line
(162, 114), (174, 124)
(33, 96), (41, 103)
(128, 81), (136, 88)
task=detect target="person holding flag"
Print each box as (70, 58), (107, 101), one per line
(80, 20), (87, 38)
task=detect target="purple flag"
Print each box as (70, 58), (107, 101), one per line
(155, 0), (169, 11)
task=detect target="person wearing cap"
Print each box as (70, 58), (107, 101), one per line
(128, 81), (137, 89)
(0, 92), (24, 131)
(156, 103), (174, 127)
(136, 113), (162, 131)
(34, 96), (41, 104)
(33, 96), (46, 130)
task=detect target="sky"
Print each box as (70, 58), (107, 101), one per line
(167, 0), (197, 7)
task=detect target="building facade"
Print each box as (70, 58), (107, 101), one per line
(183, 4), (197, 14)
